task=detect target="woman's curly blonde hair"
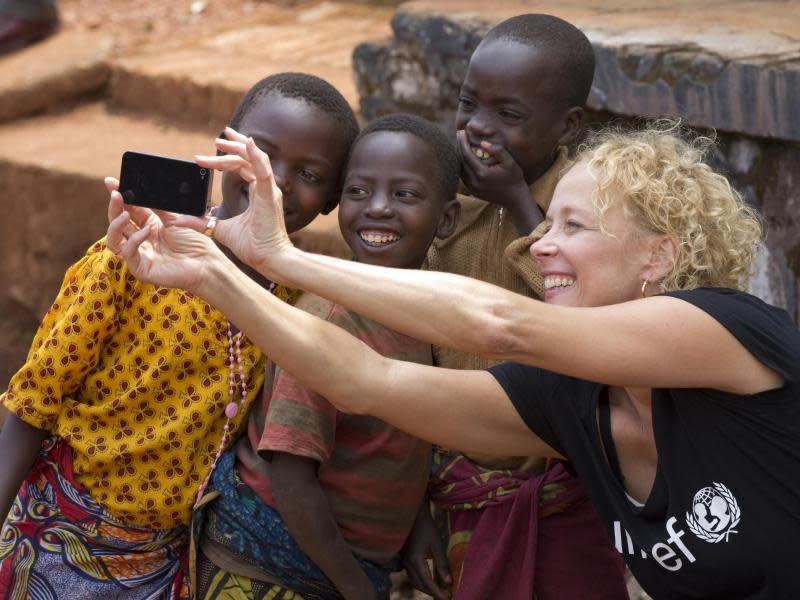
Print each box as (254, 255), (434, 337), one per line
(577, 120), (764, 291)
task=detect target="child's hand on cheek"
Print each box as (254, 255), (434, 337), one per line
(457, 130), (543, 235)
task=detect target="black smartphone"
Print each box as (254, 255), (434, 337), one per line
(118, 151), (213, 216)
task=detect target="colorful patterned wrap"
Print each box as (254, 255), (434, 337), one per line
(0, 437), (189, 600)
(196, 560), (305, 600)
(0, 239), (298, 529)
(194, 450), (394, 600)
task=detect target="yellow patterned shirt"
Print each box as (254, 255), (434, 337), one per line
(1, 239), (297, 530)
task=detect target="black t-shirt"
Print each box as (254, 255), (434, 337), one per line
(490, 288), (800, 599)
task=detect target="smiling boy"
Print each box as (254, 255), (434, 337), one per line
(412, 14), (628, 600)
(193, 114), (460, 600)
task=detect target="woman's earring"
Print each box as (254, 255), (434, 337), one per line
(641, 278), (649, 298)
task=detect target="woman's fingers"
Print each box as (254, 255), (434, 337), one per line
(107, 191), (145, 244)
(223, 126), (249, 143)
(195, 154), (256, 182)
(107, 209), (131, 255)
(195, 154), (248, 169)
(107, 188), (125, 227)
(245, 136), (276, 185)
(127, 203), (156, 228)
(104, 176), (119, 192)
(214, 138), (247, 155)
(117, 218), (153, 262)
(170, 213), (212, 233)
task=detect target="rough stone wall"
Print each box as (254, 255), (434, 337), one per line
(353, 6), (800, 322)
(708, 133), (800, 318)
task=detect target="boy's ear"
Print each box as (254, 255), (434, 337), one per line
(556, 107), (584, 148)
(435, 199), (461, 240)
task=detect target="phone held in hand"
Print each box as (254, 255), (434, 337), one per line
(118, 151), (213, 216)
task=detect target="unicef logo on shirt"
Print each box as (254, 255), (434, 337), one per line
(685, 482), (740, 543)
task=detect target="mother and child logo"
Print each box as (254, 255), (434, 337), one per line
(686, 482), (741, 543)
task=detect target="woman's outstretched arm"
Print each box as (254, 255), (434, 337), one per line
(108, 133), (780, 398)
(108, 216), (556, 458)
(262, 249), (780, 395)
(211, 134), (784, 395)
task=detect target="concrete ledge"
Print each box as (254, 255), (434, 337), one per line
(0, 102), (217, 319)
(109, 2), (393, 127)
(0, 30), (112, 123)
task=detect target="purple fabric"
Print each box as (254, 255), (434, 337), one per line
(429, 451), (628, 599)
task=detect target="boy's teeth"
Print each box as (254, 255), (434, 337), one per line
(359, 232), (400, 246)
(543, 276), (576, 290)
(472, 146), (490, 160)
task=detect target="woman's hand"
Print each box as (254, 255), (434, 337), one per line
(185, 127), (294, 274)
(104, 177), (180, 241)
(107, 198), (220, 294)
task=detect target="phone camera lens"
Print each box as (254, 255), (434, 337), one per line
(200, 168), (207, 176)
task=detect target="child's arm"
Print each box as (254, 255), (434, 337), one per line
(0, 411), (48, 520)
(270, 452), (378, 600)
(401, 499), (450, 600)
(1, 242), (129, 517)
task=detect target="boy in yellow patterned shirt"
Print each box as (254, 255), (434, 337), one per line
(0, 73), (358, 600)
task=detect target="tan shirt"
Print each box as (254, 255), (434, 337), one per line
(423, 150), (570, 468)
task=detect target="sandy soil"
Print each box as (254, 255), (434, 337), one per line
(59, 0), (401, 57)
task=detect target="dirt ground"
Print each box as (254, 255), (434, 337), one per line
(59, 0), (401, 57)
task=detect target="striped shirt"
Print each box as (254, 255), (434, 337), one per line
(236, 292), (432, 565)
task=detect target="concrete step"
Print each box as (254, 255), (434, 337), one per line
(0, 29), (112, 123)
(109, 1), (394, 129)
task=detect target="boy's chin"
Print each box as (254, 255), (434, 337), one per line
(351, 251), (424, 270)
(284, 212), (315, 236)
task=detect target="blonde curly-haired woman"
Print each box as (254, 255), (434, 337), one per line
(107, 123), (800, 600)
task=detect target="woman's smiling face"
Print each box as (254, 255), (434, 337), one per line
(531, 162), (655, 308)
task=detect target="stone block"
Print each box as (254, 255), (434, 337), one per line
(0, 161), (109, 320)
(110, 2), (393, 126)
(0, 30), (112, 123)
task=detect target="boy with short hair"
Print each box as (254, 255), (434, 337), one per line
(0, 72), (358, 599)
(409, 14), (628, 600)
(193, 113), (460, 600)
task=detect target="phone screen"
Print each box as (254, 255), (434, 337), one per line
(119, 151), (212, 216)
